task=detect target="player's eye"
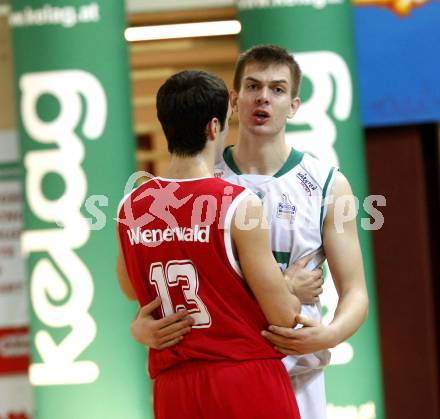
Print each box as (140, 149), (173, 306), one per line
(273, 86), (285, 94)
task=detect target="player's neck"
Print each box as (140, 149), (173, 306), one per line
(164, 152), (213, 180)
(233, 134), (292, 176)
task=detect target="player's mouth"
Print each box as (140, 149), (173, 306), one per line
(252, 109), (270, 125)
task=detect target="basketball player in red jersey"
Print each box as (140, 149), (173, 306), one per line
(116, 70), (302, 419)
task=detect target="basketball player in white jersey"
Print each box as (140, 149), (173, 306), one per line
(130, 45), (368, 419)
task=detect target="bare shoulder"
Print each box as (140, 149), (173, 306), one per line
(237, 193), (263, 215)
(233, 193), (263, 226)
(324, 171), (358, 233)
(328, 171), (353, 198)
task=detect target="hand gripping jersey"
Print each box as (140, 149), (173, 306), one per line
(117, 176), (283, 378)
(215, 146), (338, 375)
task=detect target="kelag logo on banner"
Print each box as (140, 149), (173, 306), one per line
(10, 2), (152, 419)
(237, 1), (384, 418)
(353, 0), (440, 126)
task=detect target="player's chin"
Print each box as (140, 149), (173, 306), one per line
(249, 125), (275, 137)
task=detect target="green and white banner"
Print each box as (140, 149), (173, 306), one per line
(10, 2), (152, 418)
(238, 2), (384, 418)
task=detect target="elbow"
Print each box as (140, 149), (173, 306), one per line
(359, 288), (369, 325)
(362, 295), (369, 324)
(124, 289), (138, 301)
(116, 270), (137, 301)
(269, 317), (296, 329)
(278, 296), (301, 328)
(282, 296), (301, 328)
(267, 310), (298, 329)
(120, 279), (137, 301)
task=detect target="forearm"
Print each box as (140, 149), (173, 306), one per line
(324, 247), (368, 346)
(231, 197), (300, 327)
(244, 260), (301, 327)
(327, 287), (368, 346)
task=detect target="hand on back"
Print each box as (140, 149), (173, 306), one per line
(131, 297), (194, 350)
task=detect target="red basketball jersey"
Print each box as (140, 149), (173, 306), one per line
(117, 176), (282, 378)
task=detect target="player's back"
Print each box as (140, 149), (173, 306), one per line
(117, 176), (282, 378)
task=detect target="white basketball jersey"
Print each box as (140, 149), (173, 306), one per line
(215, 146), (338, 375)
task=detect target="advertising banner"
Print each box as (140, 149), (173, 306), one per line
(0, 130), (33, 419)
(237, 1), (384, 417)
(0, 12), (33, 419)
(353, 0), (440, 126)
(10, 2), (152, 418)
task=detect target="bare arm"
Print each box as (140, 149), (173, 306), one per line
(321, 172), (368, 344)
(232, 194), (301, 327)
(116, 230), (137, 301)
(116, 227), (195, 348)
(129, 193), (303, 347)
(262, 172), (368, 354)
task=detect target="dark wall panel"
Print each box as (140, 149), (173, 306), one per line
(365, 125), (440, 419)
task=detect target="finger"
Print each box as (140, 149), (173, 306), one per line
(290, 253), (315, 269)
(309, 270), (323, 280)
(311, 276), (324, 286)
(138, 297), (162, 317)
(301, 297), (317, 304)
(274, 346), (302, 356)
(155, 310), (192, 328)
(156, 319), (194, 339)
(266, 325), (297, 338)
(156, 325), (192, 344)
(261, 330), (298, 348)
(296, 270), (322, 283)
(295, 314), (320, 327)
(157, 336), (184, 350)
(308, 285), (323, 296)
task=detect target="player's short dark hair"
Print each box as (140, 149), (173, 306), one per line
(233, 44), (302, 98)
(156, 70), (229, 157)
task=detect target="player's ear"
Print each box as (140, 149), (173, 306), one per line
(230, 90), (239, 112)
(288, 97), (300, 119)
(206, 117), (219, 141)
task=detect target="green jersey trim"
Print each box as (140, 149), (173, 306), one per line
(222, 145), (304, 178)
(223, 145), (242, 175)
(272, 251), (291, 271)
(320, 167), (337, 235)
(274, 149), (304, 177)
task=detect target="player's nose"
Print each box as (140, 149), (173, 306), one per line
(255, 86), (270, 104)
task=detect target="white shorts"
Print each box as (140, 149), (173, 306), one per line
(291, 369), (327, 419)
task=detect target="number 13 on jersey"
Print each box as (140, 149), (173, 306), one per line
(149, 260), (212, 328)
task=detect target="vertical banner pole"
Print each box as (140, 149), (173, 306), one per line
(237, 1), (384, 417)
(10, 2), (152, 418)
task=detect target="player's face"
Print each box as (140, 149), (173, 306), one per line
(231, 63), (298, 139)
